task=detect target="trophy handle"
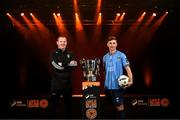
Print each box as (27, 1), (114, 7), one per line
(95, 58), (100, 76)
(95, 57), (100, 64)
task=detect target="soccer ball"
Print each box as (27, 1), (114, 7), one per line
(118, 75), (129, 88)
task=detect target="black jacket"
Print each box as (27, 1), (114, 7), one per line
(50, 49), (75, 92)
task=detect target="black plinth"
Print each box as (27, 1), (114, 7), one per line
(82, 81), (100, 119)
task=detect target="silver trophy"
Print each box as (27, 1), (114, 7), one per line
(80, 58), (100, 82)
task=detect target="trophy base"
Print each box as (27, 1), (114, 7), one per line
(85, 76), (96, 82)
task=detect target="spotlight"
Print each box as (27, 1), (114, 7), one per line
(21, 13), (24, 16)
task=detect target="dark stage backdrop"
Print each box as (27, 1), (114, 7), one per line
(0, 15), (179, 96)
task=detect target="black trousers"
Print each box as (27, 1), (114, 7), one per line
(50, 87), (73, 118)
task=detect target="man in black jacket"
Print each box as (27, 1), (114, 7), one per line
(50, 36), (77, 118)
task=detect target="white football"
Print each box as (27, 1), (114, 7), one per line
(118, 75), (129, 88)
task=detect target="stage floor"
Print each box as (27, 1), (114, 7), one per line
(0, 94), (179, 119)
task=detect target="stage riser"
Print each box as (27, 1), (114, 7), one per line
(0, 94), (178, 119)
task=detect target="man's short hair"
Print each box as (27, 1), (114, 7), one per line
(57, 36), (68, 42)
(58, 36), (66, 39)
(107, 36), (117, 42)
